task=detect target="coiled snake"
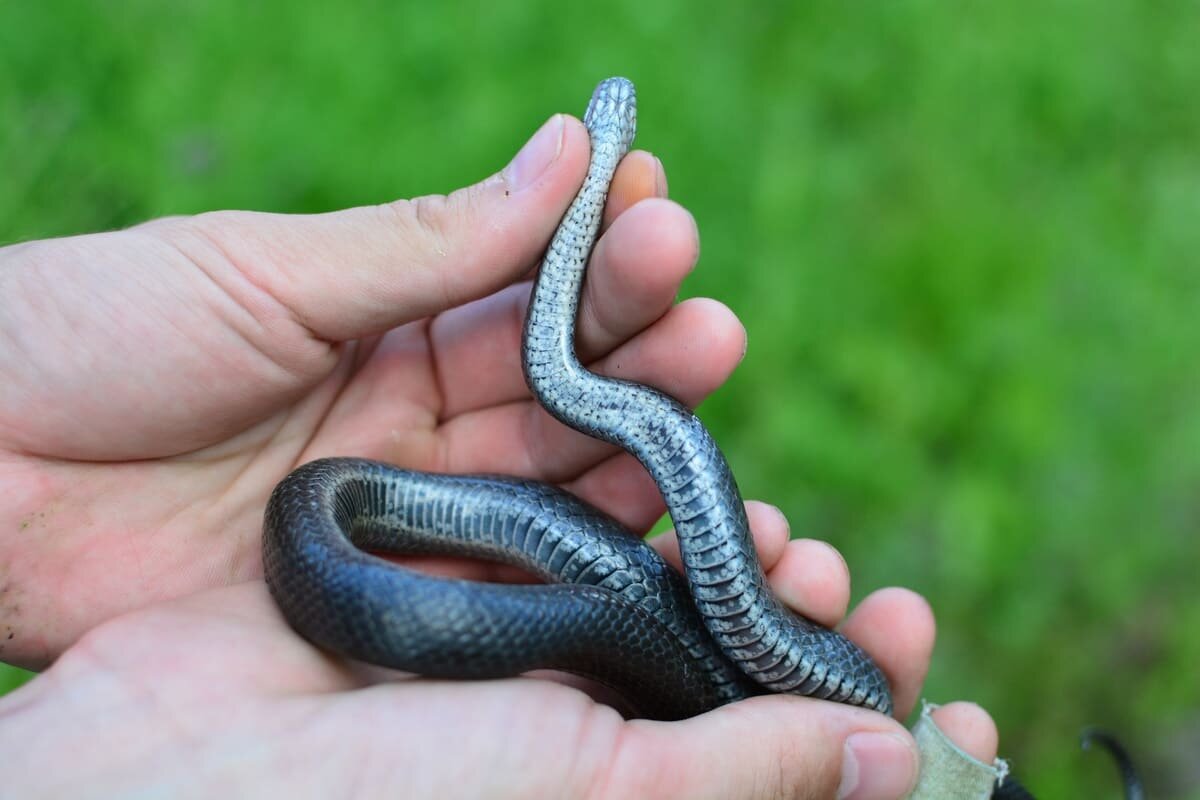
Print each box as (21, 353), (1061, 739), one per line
(264, 75), (889, 719)
(263, 78), (1138, 799)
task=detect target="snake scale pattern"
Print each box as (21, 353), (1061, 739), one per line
(263, 77), (891, 721)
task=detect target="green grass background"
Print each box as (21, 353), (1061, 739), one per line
(3, 1), (1198, 796)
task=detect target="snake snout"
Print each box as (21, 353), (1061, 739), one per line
(584, 77), (637, 150)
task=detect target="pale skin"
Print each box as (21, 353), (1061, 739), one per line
(0, 113), (999, 798)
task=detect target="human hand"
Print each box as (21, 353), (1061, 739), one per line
(0, 104), (1003, 799)
(0, 114), (734, 667)
(0, 506), (999, 800)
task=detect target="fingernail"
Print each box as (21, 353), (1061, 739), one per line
(837, 732), (917, 800)
(654, 156), (669, 197)
(504, 114), (564, 193)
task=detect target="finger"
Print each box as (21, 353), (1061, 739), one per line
(436, 298), (746, 482)
(429, 197), (698, 418)
(929, 702), (1000, 764)
(561, 451), (665, 533)
(576, 198), (698, 366)
(841, 588), (936, 720)
(509, 147), (666, 282)
(178, 115), (593, 342)
(611, 695), (918, 800)
(766, 538), (852, 628)
(648, 501), (791, 574)
(603, 150), (668, 227)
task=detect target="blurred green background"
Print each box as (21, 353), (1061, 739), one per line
(2, 1), (1198, 796)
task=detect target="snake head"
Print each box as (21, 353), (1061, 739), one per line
(584, 77), (637, 155)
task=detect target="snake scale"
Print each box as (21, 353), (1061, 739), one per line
(263, 78), (1138, 799)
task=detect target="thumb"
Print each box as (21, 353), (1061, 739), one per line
(612, 696), (919, 800)
(188, 114), (590, 341)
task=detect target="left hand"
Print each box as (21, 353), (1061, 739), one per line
(0, 116), (730, 668)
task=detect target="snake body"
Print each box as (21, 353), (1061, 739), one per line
(261, 78), (1148, 800)
(264, 78), (888, 719)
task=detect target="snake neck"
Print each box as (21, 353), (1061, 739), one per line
(522, 79), (634, 390)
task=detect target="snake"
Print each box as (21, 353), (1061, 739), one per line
(263, 76), (889, 719)
(263, 78), (1140, 798)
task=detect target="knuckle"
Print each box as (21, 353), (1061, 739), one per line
(380, 193), (456, 260)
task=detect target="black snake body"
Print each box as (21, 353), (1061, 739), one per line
(264, 461), (755, 720)
(263, 78), (1139, 799)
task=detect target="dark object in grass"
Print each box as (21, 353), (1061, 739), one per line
(993, 729), (1144, 800)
